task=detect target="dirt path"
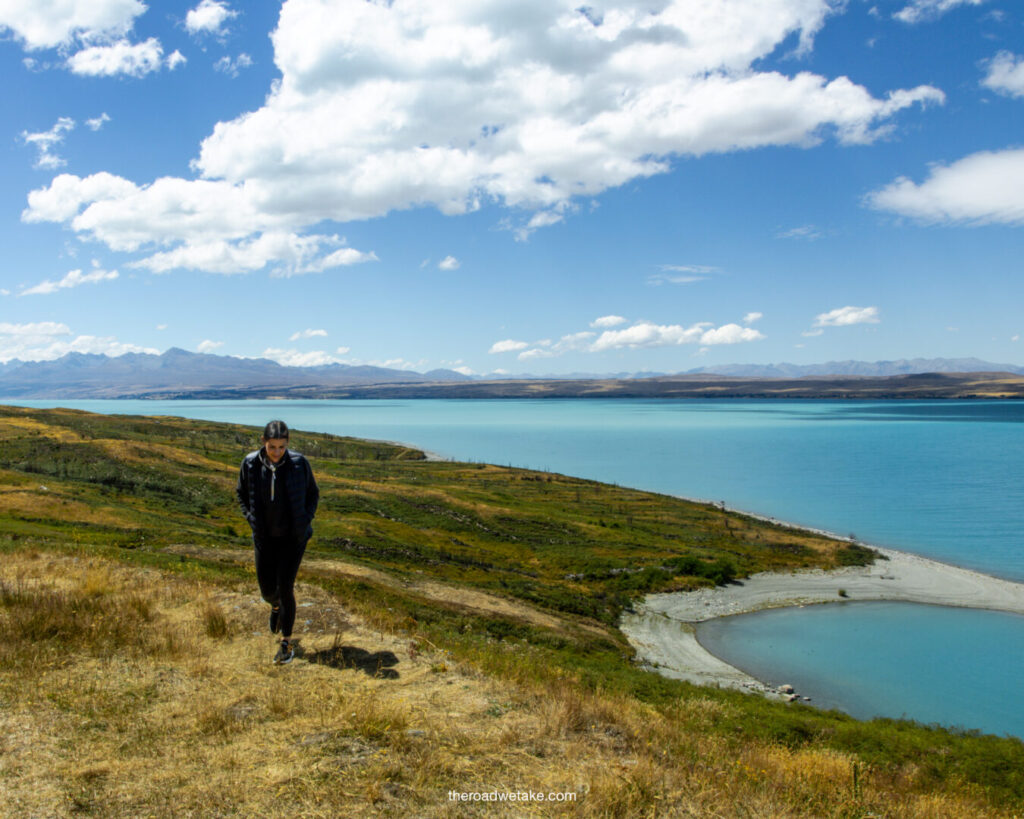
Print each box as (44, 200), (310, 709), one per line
(162, 543), (607, 638)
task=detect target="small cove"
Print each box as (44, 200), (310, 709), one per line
(696, 601), (1024, 739)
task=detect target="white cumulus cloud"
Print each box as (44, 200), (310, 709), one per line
(23, 0), (946, 261)
(982, 52), (1024, 98)
(552, 331), (596, 352)
(23, 171), (141, 226)
(515, 208), (569, 240)
(867, 148), (1024, 226)
(186, 0), (238, 36)
(24, 174), (379, 275)
(813, 306), (880, 328)
(591, 322), (704, 351)
(699, 323), (765, 345)
(591, 320), (763, 351)
(438, 255), (460, 271)
(0, 0), (146, 51)
(86, 113), (111, 131)
(502, 314), (764, 359)
(743, 312), (763, 324)
(518, 348), (555, 361)
(21, 266), (119, 296)
(214, 53), (252, 77)
(489, 339), (530, 354)
(0, 320), (156, 363)
(591, 315), (627, 328)
(133, 232), (377, 276)
(22, 117), (75, 169)
(894, 0), (986, 24)
(289, 328), (328, 341)
(1, 0), (182, 80)
(0, 321), (71, 337)
(197, 339), (224, 353)
(261, 347), (347, 367)
(66, 38), (171, 77)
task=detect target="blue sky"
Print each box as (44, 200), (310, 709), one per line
(0, 0), (1021, 375)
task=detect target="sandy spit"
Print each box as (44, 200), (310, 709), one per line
(619, 545), (1024, 698)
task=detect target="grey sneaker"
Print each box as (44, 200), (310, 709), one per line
(269, 607), (281, 634)
(274, 639), (293, 665)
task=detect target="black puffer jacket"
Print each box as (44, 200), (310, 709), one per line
(236, 448), (319, 545)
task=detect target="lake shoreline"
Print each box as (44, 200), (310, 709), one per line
(9, 399), (1024, 712)
(619, 540), (1024, 701)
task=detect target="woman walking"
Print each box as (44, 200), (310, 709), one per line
(236, 420), (319, 664)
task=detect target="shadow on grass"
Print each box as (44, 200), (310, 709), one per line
(305, 644), (400, 679)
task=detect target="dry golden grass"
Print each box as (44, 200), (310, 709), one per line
(95, 438), (237, 479)
(0, 416), (90, 444)
(0, 549), (1012, 818)
(0, 487), (140, 529)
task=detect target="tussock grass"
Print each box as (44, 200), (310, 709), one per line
(1, 549), (1017, 818)
(201, 597), (231, 638)
(0, 567), (177, 670)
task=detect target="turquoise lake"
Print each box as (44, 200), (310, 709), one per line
(8, 397), (1024, 738)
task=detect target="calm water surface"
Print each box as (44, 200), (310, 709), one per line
(697, 602), (1024, 739)
(9, 397), (1024, 736)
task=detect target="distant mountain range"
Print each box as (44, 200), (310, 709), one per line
(0, 350), (1021, 399)
(685, 358), (1024, 378)
(0, 348), (473, 399)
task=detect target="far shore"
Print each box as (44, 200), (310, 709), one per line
(619, 540), (1024, 700)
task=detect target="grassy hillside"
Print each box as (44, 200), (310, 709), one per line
(0, 405), (868, 625)
(2, 405), (1022, 817)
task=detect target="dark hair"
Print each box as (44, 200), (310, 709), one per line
(262, 420), (290, 441)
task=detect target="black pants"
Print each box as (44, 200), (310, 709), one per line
(254, 535), (306, 638)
